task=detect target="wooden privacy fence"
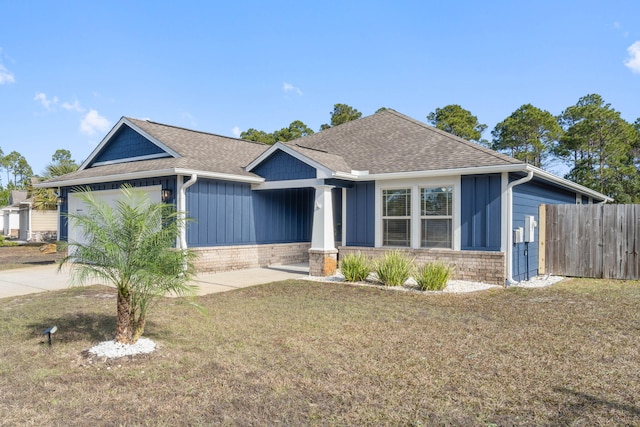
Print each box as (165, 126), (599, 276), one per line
(541, 204), (640, 280)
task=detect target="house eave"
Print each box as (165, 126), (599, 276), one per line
(523, 164), (613, 203)
(35, 168), (265, 188)
(334, 164), (528, 181)
(333, 164), (612, 202)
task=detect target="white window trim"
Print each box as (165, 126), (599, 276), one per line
(420, 186), (453, 249)
(375, 177), (461, 250)
(381, 188), (412, 247)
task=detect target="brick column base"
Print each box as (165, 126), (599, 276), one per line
(308, 249), (338, 277)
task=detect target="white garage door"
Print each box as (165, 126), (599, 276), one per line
(68, 185), (162, 246)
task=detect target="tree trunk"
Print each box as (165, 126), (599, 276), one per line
(132, 315), (146, 343)
(115, 289), (134, 344)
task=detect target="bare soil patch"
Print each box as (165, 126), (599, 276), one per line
(0, 244), (64, 270)
(0, 278), (638, 425)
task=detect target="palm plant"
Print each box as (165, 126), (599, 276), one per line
(33, 161), (80, 210)
(59, 185), (198, 344)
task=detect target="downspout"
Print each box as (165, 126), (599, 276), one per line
(178, 174), (198, 250)
(506, 170), (534, 285)
(26, 202), (33, 242)
(55, 188), (61, 242)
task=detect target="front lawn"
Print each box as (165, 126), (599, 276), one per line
(0, 279), (638, 425)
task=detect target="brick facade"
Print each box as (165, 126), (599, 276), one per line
(192, 242), (311, 273)
(308, 249), (338, 277)
(338, 246), (506, 286)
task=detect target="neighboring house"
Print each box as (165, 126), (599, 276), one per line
(2, 190), (27, 238)
(17, 197), (58, 242)
(38, 110), (611, 285)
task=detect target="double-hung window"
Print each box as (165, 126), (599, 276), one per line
(421, 187), (452, 248)
(382, 188), (411, 247)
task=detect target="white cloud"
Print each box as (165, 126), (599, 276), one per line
(0, 64), (14, 84)
(282, 82), (303, 95)
(80, 109), (110, 135)
(624, 41), (640, 74)
(61, 99), (85, 112)
(34, 92), (58, 109)
(232, 126), (241, 137)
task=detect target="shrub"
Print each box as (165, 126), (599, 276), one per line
(340, 252), (372, 282)
(375, 250), (414, 287)
(415, 261), (453, 291)
(0, 236), (17, 247)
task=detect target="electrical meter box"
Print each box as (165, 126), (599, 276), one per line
(524, 215), (537, 242)
(513, 227), (524, 244)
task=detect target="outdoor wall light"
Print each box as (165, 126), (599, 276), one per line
(42, 325), (57, 346)
(161, 189), (172, 202)
(56, 196), (65, 205)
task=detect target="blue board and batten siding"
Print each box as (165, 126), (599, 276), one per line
(58, 177), (177, 240)
(251, 150), (316, 181)
(345, 181), (375, 247)
(511, 176), (577, 281)
(89, 125), (168, 166)
(185, 178), (313, 247)
(461, 174), (502, 251)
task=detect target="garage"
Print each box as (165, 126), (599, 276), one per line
(67, 185), (162, 245)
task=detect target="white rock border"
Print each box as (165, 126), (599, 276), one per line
(88, 338), (156, 359)
(305, 271), (564, 293)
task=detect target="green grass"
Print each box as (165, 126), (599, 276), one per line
(0, 278), (639, 425)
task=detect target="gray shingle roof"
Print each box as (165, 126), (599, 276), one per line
(43, 110), (523, 186)
(44, 118), (270, 184)
(292, 109), (522, 174)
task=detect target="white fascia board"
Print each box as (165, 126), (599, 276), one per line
(78, 117), (181, 171)
(35, 168), (264, 188)
(354, 164), (528, 181)
(90, 152), (171, 167)
(335, 164), (612, 202)
(523, 165), (613, 203)
(245, 142), (335, 179)
(252, 178), (324, 190)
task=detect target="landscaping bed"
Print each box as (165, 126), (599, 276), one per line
(0, 278), (639, 425)
(0, 243), (64, 270)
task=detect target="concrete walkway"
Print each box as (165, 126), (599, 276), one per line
(0, 263), (310, 299)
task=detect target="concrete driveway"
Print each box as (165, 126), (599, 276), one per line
(0, 263), (310, 299)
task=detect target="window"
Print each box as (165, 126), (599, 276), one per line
(382, 188), (411, 247)
(421, 187), (452, 248)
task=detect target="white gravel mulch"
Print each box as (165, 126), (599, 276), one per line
(306, 271), (565, 293)
(88, 338), (156, 359)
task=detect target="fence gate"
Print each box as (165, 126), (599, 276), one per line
(542, 204), (640, 280)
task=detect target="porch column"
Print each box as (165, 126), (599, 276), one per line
(309, 185), (338, 276)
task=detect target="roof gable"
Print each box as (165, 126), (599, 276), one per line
(247, 142), (340, 179)
(88, 124), (172, 167)
(80, 117), (180, 170)
(251, 149), (317, 181)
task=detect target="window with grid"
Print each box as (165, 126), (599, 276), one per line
(421, 187), (452, 248)
(382, 188), (411, 247)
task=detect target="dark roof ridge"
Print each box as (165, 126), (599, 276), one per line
(125, 117), (268, 148)
(381, 109), (523, 165)
(291, 143), (329, 154)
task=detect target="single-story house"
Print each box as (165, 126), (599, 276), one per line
(2, 191), (27, 238)
(1, 190), (58, 241)
(38, 110), (611, 285)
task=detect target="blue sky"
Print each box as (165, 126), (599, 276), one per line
(1, 0), (639, 178)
